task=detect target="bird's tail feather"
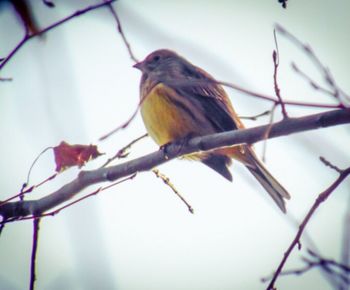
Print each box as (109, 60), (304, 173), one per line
(245, 149), (290, 213)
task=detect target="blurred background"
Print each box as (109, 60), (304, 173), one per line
(0, 0), (349, 289)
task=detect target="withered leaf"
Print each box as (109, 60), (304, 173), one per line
(53, 141), (102, 172)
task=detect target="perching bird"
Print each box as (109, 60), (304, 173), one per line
(134, 49), (290, 212)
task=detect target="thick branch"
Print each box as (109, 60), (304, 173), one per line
(0, 109), (349, 220)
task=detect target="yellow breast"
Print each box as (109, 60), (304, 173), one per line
(140, 83), (205, 146)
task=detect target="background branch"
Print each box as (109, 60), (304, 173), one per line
(263, 249), (350, 287)
(0, 0), (117, 71)
(29, 218), (40, 290)
(105, 1), (138, 63)
(265, 164), (350, 290)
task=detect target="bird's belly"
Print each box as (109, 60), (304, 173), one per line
(140, 84), (203, 146)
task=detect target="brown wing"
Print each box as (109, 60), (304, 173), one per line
(160, 60), (243, 133)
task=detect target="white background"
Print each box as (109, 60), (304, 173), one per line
(0, 1), (349, 289)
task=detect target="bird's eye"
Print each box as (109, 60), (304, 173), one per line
(153, 55), (160, 62)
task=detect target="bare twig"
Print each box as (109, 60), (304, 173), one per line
(99, 95), (148, 141)
(29, 218), (40, 290)
(2, 173), (137, 224)
(273, 29), (288, 119)
(288, 228), (346, 290)
(262, 249), (350, 285)
(262, 103), (277, 162)
(152, 168), (194, 214)
(104, 1), (138, 63)
(265, 164), (350, 290)
(41, 173), (137, 218)
(168, 78), (344, 109)
(0, 35), (27, 70)
(99, 104), (141, 140)
(0, 109), (349, 222)
(291, 62), (336, 96)
(239, 110), (272, 121)
(221, 79), (343, 108)
(101, 133), (148, 167)
(25, 147), (54, 188)
(308, 249), (350, 274)
(320, 156), (343, 174)
(276, 24), (350, 107)
(0, 173), (58, 207)
(0, 0), (117, 71)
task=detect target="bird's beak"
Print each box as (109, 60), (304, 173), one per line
(133, 61), (144, 71)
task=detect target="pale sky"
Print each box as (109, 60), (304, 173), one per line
(0, 1), (349, 289)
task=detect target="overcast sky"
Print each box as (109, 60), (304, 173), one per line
(0, 1), (350, 289)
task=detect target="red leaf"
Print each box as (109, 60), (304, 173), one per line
(53, 141), (103, 172)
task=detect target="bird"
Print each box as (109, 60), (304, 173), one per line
(133, 49), (290, 212)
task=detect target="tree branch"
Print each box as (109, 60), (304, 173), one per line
(272, 29), (289, 119)
(30, 218), (40, 290)
(263, 249), (350, 286)
(265, 164), (350, 290)
(0, 108), (349, 221)
(104, 1), (138, 63)
(0, 0), (117, 71)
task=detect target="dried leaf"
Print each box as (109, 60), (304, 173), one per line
(53, 141), (102, 172)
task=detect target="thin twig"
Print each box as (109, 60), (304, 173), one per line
(262, 263), (313, 282)
(285, 213), (320, 251)
(152, 168), (194, 214)
(265, 165), (350, 290)
(221, 79), (343, 108)
(45, 173), (136, 217)
(275, 24), (350, 107)
(29, 218), (40, 290)
(308, 249), (350, 273)
(261, 104), (277, 162)
(0, 35), (27, 70)
(320, 156), (343, 174)
(262, 249), (350, 284)
(168, 78), (344, 109)
(42, 173), (137, 217)
(239, 110), (272, 121)
(105, 1), (138, 63)
(273, 29), (288, 119)
(0, 0), (117, 71)
(99, 106), (140, 140)
(99, 95), (148, 141)
(101, 133), (148, 167)
(2, 173), (137, 224)
(291, 62), (335, 96)
(0, 173), (58, 207)
(25, 147), (54, 188)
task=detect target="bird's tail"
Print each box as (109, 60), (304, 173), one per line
(244, 148), (290, 213)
